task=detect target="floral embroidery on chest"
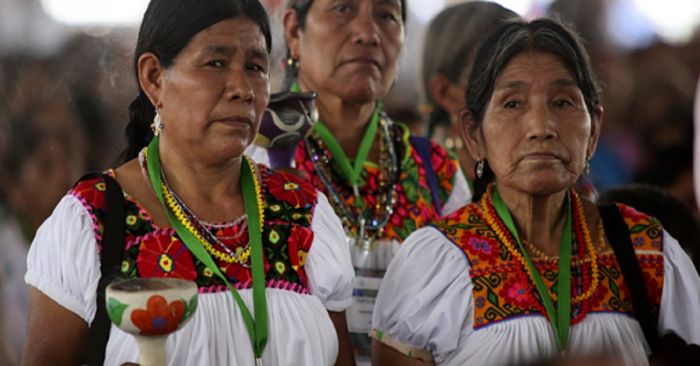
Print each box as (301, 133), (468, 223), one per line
(295, 122), (458, 242)
(432, 202), (664, 329)
(70, 165), (318, 294)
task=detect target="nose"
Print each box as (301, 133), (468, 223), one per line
(524, 102), (557, 141)
(226, 69), (255, 104)
(350, 7), (380, 46)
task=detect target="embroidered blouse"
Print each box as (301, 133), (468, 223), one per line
(25, 163), (354, 366)
(372, 202), (700, 366)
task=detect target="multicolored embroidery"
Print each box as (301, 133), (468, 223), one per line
(70, 164), (318, 294)
(433, 202), (664, 329)
(296, 122), (459, 242)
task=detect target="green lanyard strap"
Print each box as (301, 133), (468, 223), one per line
(146, 136), (268, 360)
(313, 103), (382, 198)
(491, 188), (572, 351)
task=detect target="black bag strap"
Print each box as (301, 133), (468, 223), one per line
(410, 136), (442, 216)
(598, 204), (661, 352)
(77, 172), (126, 365)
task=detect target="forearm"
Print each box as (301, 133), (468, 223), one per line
(328, 311), (355, 366)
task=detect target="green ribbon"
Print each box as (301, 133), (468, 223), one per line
(313, 103), (382, 198)
(146, 136), (268, 360)
(491, 187), (571, 351)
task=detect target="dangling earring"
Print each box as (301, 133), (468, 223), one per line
(151, 109), (164, 136)
(287, 56), (300, 76)
(475, 160), (485, 179)
(584, 159), (591, 176)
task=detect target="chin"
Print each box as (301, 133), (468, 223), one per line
(333, 80), (386, 104)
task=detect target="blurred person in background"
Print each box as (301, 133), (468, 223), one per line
(422, 1), (518, 189)
(21, 0), (355, 364)
(371, 17), (700, 366)
(0, 81), (87, 366)
(599, 184), (700, 275)
(247, 0), (472, 363)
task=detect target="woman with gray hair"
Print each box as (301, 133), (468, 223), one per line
(422, 1), (518, 186)
(372, 17), (700, 365)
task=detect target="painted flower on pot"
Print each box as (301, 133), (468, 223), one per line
(131, 295), (187, 336)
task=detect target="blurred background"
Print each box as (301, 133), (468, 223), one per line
(0, 0), (698, 364)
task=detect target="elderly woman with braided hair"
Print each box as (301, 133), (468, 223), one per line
(371, 17), (700, 366)
(22, 0), (355, 365)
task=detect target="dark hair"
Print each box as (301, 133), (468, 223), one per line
(422, 1), (518, 135)
(121, 0), (272, 162)
(287, 0), (406, 29)
(598, 184), (700, 274)
(466, 16), (602, 200)
(284, 0), (406, 85)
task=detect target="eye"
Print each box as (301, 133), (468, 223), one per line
(378, 10), (399, 22)
(247, 63), (267, 74)
(332, 3), (351, 13)
(504, 100), (521, 109)
(554, 99), (573, 108)
(206, 59), (226, 68)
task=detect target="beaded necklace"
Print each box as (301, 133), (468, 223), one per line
(306, 112), (399, 244)
(142, 148), (252, 266)
(480, 184), (600, 305)
(145, 137), (268, 363)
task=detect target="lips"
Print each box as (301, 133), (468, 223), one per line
(341, 56), (382, 70)
(520, 150), (566, 162)
(214, 115), (254, 126)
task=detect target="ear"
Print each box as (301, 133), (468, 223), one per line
(460, 109), (484, 161)
(283, 8), (302, 60)
(428, 73), (464, 118)
(137, 52), (165, 109)
(586, 105), (604, 160)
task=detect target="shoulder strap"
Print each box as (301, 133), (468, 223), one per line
(598, 204), (660, 352)
(78, 172), (126, 365)
(410, 136), (442, 217)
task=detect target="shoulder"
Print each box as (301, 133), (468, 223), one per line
(614, 203), (664, 252)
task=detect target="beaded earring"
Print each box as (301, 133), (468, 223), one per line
(151, 110), (164, 136)
(475, 160), (485, 179)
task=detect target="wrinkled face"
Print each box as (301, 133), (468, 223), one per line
(467, 51), (602, 196)
(155, 17), (270, 161)
(289, 0), (404, 103)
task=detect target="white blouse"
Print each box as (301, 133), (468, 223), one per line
(372, 226), (700, 366)
(25, 191), (354, 366)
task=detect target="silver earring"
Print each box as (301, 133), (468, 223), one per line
(475, 160), (485, 179)
(585, 159), (591, 176)
(151, 110), (164, 136)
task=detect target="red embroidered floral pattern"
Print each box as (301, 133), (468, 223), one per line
(432, 202), (665, 328)
(268, 171), (317, 208)
(70, 164), (318, 294)
(295, 124), (459, 242)
(137, 234), (197, 280)
(131, 295), (186, 335)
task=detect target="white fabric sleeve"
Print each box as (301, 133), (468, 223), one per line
(442, 167), (472, 216)
(658, 230), (700, 345)
(306, 192), (354, 312)
(372, 226), (472, 357)
(24, 194), (101, 324)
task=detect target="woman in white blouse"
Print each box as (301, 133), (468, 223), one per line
(371, 17), (700, 366)
(22, 0), (355, 365)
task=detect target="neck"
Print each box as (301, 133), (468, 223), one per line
(311, 89), (378, 160)
(157, 137), (243, 222)
(496, 184), (569, 255)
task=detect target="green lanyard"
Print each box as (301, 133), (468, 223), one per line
(491, 188), (572, 351)
(146, 136), (268, 363)
(313, 103), (382, 198)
